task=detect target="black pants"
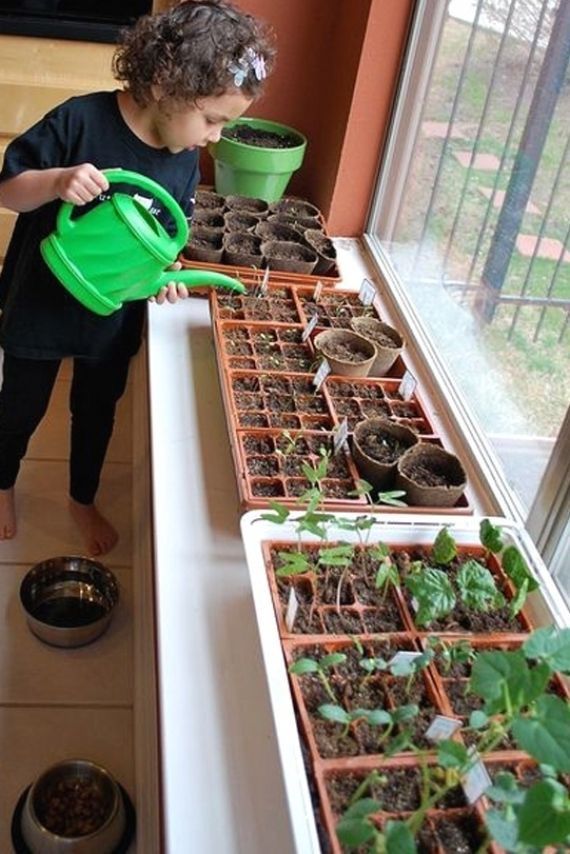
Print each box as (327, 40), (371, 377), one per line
(0, 351), (131, 504)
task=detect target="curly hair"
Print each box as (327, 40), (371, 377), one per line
(113, 0), (275, 107)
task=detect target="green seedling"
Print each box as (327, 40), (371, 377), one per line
(289, 653), (345, 705)
(317, 543), (355, 611)
(426, 637), (475, 675)
(349, 478), (407, 507)
(318, 703), (418, 752)
(275, 549), (311, 577)
(479, 518), (540, 616)
(372, 546), (400, 604)
(276, 429), (298, 457)
(389, 649), (434, 695)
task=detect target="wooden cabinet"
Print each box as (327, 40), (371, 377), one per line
(0, 35), (115, 261)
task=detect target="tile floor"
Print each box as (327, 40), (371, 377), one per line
(0, 356), (136, 850)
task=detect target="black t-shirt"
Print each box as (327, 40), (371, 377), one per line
(0, 90), (199, 359)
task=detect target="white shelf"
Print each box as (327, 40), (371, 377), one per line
(146, 296), (297, 854)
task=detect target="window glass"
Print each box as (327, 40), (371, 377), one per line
(370, 0), (569, 512)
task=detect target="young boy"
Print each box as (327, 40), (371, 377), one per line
(0, 0), (274, 554)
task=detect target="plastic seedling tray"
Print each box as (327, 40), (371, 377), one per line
(239, 511), (570, 854)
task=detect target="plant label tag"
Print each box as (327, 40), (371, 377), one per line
(333, 418), (349, 455)
(463, 753), (492, 804)
(313, 358), (331, 391)
(285, 586), (299, 632)
(258, 266), (270, 297)
(302, 313), (319, 342)
(387, 651), (423, 668)
(398, 370), (417, 401)
(425, 715), (462, 743)
(411, 596), (419, 612)
(359, 278), (376, 305)
(313, 281), (324, 302)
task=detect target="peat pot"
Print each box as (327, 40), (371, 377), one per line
(352, 417), (419, 490)
(313, 329), (376, 378)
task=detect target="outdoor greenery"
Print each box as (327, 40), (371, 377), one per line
(389, 14), (569, 438)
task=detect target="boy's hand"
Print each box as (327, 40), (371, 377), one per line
(55, 163), (109, 205)
(149, 262), (190, 305)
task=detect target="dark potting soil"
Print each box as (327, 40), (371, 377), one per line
(265, 242), (313, 261)
(270, 414), (301, 429)
(242, 436), (274, 455)
(240, 412), (269, 427)
(188, 231), (222, 249)
(246, 456), (279, 477)
(225, 233), (262, 254)
(329, 381), (385, 400)
(251, 479), (283, 497)
(433, 813), (487, 853)
(305, 230), (335, 258)
(229, 357), (255, 369)
(321, 340), (372, 364)
(232, 375), (259, 392)
(357, 426), (411, 463)
(403, 461), (450, 487)
(222, 125), (301, 148)
(360, 327), (399, 349)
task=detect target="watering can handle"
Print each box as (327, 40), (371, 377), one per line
(56, 168), (190, 251)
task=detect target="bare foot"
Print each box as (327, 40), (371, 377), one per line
(0, 487), (16, 540)
(69, 498), (118, 556)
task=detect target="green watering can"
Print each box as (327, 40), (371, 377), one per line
(40, 168), (245, 315)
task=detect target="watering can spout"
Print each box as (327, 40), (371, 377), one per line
(158, 268), (246, 294)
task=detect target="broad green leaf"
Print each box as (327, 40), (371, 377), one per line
(275, 551), (310, 577)
(512, 695), (570, 771)
(320, 652), (347, 669)
(385, 819), (417, 854)
(318, 703), (351, 725)
(405, 567), (456, 626)
(437, 739), (469, 768)
(318, 544), (354, 567)
(470, 649), (528, 707)
(432, 526), (457, 564)
(377, 490), (408, 507)
(517, 779), (570, 847)
(509, 577), (529, 617)
(336, 816), (377, 847)
(289, 658), (318, 675)
(485, 808), (520, 850)
(523, 626), (570, 673)
(480, 518), (504, 553)
(343, 798), (381, 820)
(256, 501), (290, 525)
(375, 561), (399, 590)
(485, 771), (525, 805)
(348, 478), (374, 498)
(456, 559), (505, 612)
(502, 545), (539, 593)
(358, 708), (392, 727)
(469, 710), (489, 729)
(392, 703), (419, 723)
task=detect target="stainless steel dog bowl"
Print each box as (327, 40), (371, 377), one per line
(20, 556), (119, 648)
(20, 759), (126, 853)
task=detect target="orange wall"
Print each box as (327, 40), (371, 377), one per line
(200, 0), (414, 235)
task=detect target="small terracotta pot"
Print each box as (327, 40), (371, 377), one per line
(269, 197), (322, 220)
(224, 211), (259, 233)
(303, 228), (337, 275)
(184, 226), (224, 263)
(396, 443), (467, 507)
(225, 194), (269, 217)
(195, 189), (226, 210)
(352, 417), (419, 489)
(223, 232), (264, 268)
(313, 329), (377, 378)
(255, 221), (301, 243)
(350, 317), (404, 376)
(261, 240), (318, 274)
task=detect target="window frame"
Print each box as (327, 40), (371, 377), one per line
(365, 0), (570, 568)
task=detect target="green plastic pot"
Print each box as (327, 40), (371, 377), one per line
(208, 118), (307, 203)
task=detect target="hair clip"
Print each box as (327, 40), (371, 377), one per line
(228, 48), (267, 87)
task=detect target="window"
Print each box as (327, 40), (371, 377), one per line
(367, 0), (569, 523)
